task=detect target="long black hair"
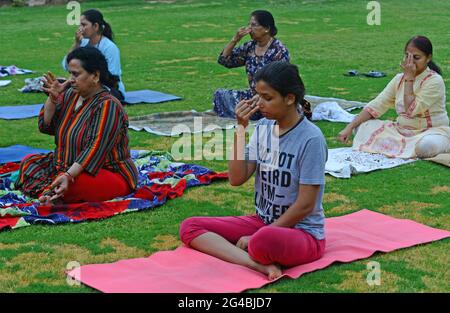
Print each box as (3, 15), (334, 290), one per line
(251, 10), (278, 37)
(67, 46), (119, 89)
(82, 9), (114, 42)
(405, 35), (442, 75)
(255, 61), (312, 120)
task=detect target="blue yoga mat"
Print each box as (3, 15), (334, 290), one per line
(0, 104), (43, 120)
(124, 89), (181, 104)
(0, 145), (51, 164)
(0, 90), (182, 120)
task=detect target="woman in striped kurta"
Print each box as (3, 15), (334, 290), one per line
(16, 47), (138, 204)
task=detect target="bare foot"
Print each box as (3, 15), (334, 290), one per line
(253, 263), (283, 280)
(264, 264), (283, 281)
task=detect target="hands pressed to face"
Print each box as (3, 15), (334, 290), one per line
(75, 28), (83, 43)
(234, 26), (251, 42)
(75, 15), (97, 42)
(233, 16), (266, 42)
(235, 94), (260, 128)
(401, 52), (417, 79)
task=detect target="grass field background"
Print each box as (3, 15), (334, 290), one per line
(0, 0), (449, 292)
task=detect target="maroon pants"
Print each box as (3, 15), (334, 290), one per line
(180, 214), (325, 267)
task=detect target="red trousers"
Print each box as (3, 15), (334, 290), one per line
(180, 214), (325, 267)
(19, 154), (132, 203)
(61, 169), (132, 203)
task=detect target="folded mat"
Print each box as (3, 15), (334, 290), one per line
(0, 145), (51, 164)
(1, 94), (354, 121)
(124, 89), (181, 104)
(0, 104), (43, 120)
(129, 110), (241, 136)
(67, 209), (450, 293)
(0, 90), (182, 120)
(0, 150), (227, 231)
(325, 147), (417, 178)
(128, 95), (365, 136)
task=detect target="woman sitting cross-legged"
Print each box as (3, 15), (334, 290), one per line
(213, 10), (290, 120)
(337, 35), (450, 158)
(16, 47), (138, 205)
(180, 61), (327, 280)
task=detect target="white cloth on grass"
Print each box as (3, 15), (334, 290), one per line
(325, 147), (417, 178)
(312, 101), (357, 123)
(0, 80), (11, 87)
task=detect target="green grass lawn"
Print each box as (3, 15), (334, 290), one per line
(0, 0), (449, 293)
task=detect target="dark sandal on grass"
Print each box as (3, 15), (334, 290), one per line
(343, 69), (360, 76)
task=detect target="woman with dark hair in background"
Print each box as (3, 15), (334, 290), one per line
(213, 10), (290, 120)
(338, 35), (449, 159)
(17, 47), (138, 205)
(181, 62), (326, 280)
(62, 9), (126, 101)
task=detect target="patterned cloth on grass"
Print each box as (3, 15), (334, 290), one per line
(0, 65), (33, 77)
(0, 150), (227, 231)
(19, 76), (44, 93)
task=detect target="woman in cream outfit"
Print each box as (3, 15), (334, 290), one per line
(338, 36), (449, 159)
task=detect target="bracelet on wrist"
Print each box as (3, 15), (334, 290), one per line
(64, 172), (75, 183)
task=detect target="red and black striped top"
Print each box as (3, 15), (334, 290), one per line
(38, 88), (138, 191)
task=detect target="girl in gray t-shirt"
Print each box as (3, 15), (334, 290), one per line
(180, 61), (327, 280)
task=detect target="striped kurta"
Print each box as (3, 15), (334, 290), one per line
(16, 87), (138, 198)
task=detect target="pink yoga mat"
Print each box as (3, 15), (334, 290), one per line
(68, 209), (450, 293)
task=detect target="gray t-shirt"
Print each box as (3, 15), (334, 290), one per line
(245, 117), (328, 240)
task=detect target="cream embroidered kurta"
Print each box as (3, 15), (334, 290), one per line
(353, 67), (450, 158)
